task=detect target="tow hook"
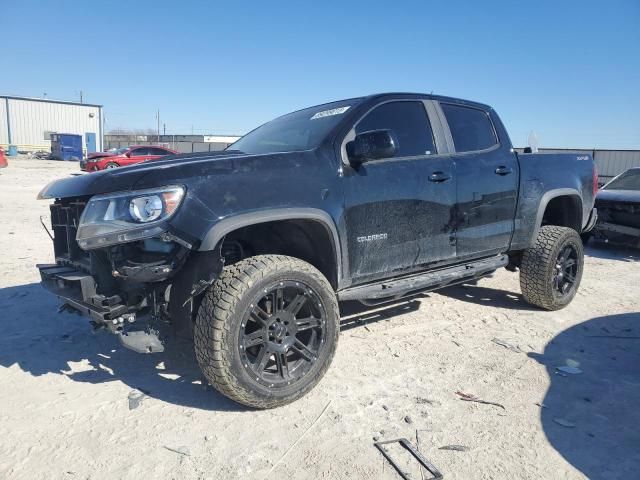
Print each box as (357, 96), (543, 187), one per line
(109, 313), (136, 332)
(90, 313), (136, 333)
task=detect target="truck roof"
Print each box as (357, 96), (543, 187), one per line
(283, 92), (493, 119)
(363, 92), (493, 111)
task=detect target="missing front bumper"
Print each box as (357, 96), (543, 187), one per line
(37, 263), (129, 325)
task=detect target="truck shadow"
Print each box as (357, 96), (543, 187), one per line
(339, 297), (424, 330)
(0, 282), (243, 411)
(436, 283), (538, 310)
(531, 312), (640, 478)
(0, 282), (425, 411)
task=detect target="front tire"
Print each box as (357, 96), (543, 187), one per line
(194, 255), (339, 409)
(104, 162), (119, 169)
(520, 226), (584, 310)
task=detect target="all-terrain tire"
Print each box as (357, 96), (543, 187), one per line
(520, 226), (584, 311)
(194, 255), (339, 409)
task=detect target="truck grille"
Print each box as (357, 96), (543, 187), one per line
(50, 199), (90, 265)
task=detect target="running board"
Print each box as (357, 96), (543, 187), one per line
(338, 255), (508, 302)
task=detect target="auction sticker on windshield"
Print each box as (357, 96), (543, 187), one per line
(310, 106), (350, 120)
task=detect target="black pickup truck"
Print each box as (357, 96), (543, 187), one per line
(37, 93), (598, 408)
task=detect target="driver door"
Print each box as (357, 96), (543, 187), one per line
(342, 100), (457, 284)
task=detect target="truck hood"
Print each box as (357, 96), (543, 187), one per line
(37, 150), (276, 199)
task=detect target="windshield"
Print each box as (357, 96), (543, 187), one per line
(604, 169), (640, 191)
(229, 99), (361, 155)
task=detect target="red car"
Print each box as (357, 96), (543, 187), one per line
(0, 147), (7, 168)
(81, 145), (177, 171)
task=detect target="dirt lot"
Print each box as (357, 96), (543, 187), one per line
(0, 158), (638, 480)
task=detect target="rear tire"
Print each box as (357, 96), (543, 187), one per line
(520, 226), (584, 311)
(194, 255), (339, 409)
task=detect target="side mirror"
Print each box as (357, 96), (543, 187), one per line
(347, 129), (397, 164)
(125, 151), (132, 157)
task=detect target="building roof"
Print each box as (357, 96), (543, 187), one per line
(0, 95), (102, 108)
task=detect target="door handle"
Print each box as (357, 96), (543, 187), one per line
(429, 171), (451, 183)
(495, 166), (513, 176)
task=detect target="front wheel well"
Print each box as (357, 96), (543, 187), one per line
(541, 195), (582, 232)
(218, 219), (339, 290)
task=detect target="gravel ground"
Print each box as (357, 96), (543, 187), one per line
(0, 158), (638, 480)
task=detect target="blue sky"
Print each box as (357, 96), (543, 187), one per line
(4, 0), (639, 148)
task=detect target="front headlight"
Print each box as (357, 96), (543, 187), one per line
(76, 186), (185, 250)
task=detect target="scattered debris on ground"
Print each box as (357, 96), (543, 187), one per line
(491, 337), (522, 353)
(455, 391), (506, 410)
(127, 389), (147, 410)
(439, 445), (470, 452)
(163, 445), (191, 456)
(374, 438), (443, 480)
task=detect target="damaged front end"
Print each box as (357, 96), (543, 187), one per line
(592, 194), (640, 248)
(37, 187), (222, 352)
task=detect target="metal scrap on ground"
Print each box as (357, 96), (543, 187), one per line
(163, 445), (191, 456)
(491, 338), (522, 353)
(374, 438), (443, 480)
(455, 391), (506, 410)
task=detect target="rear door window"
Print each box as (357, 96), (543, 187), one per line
(130, 147), (149, 156)
(356, 101), (436, 158)
(440, 103), (497, 153)
(148, 147), (170, 156)
(605, 169), (640, 191)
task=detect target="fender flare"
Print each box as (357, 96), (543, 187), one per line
(532, 188), (583, 239)
(198, 207), (343, 281)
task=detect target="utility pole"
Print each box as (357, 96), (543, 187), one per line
(163, 123), (166, 135)
(156, 109), (160, 143)
(80, 90), (83, 103)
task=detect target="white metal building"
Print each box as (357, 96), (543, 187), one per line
(0, 95), (103, 153)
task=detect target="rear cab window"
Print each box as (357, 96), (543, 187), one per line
(356, 101), (436, 158)
(440, 103), (497, 153)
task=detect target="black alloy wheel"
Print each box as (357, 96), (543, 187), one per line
(554, 244), (579, 296)
(520, 225), (585, 311)
(194, 255), (339, 408)
(240, 281), (326, 387)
